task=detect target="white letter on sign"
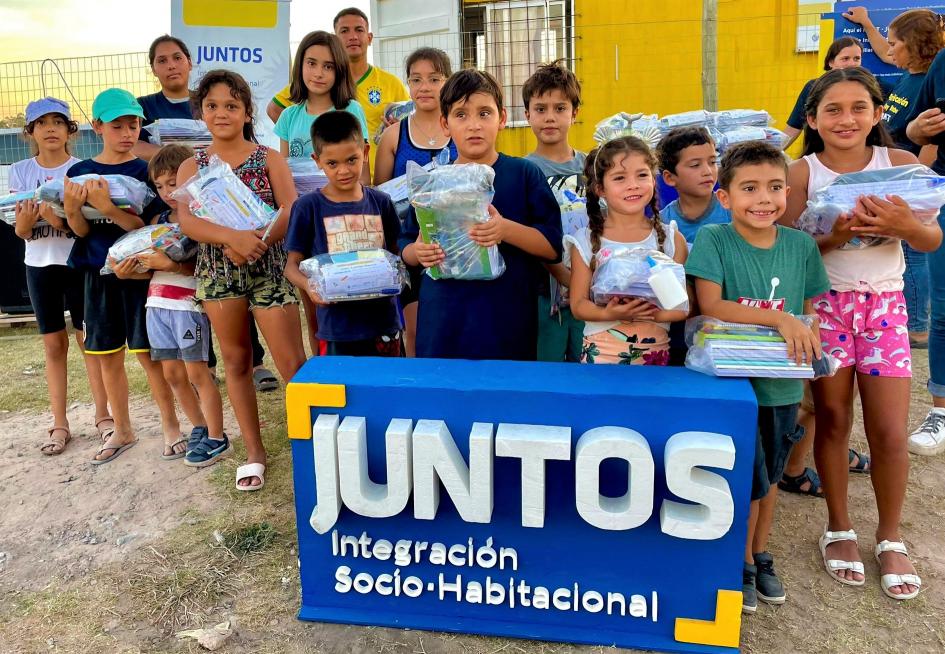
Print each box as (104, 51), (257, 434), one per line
(310, 414), (341, 535)
(495, 423), (571, 528)
(338, 417), (413, 519)
(413, 420), (493, 523)
(574, 427), (654, 530)
(660, 431), (735, 540)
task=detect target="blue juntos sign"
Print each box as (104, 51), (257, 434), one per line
(287, 358), (757, 653)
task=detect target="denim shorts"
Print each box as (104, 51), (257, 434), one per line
(752, 403), (803, 501)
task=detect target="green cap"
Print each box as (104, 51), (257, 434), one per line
(92, 88), (145, 122)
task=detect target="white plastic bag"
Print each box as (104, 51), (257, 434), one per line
(407, 161), (505, 280)
(795, 164), (945, 247)
(144, 119), (211, 148)
(709, 109), (772, 131)
(713, 126), (788, 152)
(287, 157), (328, 196)
(590, 247), (688, 311)
(684, 315), (838, 379)
(101, 223), (196, 275)
(171, 154), (279, 231)
(300, 249), (407, 302)
(36, 174), (156, 222)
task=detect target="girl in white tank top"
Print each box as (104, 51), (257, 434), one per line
(785, 68), (942, 602)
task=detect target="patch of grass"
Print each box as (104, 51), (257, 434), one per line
(0, 326), (150, 413)
(226, 522), (277, 554)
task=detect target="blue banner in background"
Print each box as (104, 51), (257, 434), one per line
(825, 1), (945, 80)
(287, 357), (758, 653)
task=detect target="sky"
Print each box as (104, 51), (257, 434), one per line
(0, 0), (371, 63)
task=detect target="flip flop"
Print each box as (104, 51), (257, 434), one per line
(40, 426), (72, 456)
(849, 448), (870, 474)
(252, 367), (278, 392)
(95, 416), (115, 441)
(161, 435), (188, 461)
(91, 437), (138, 465)
(235, 462), (266, 491)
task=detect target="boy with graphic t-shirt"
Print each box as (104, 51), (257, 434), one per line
(686, 141), (829, 614)
(284, 111), (403, 356)
(523, 61), (586, 363)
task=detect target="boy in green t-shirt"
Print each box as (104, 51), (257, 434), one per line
(686, 141), (830, 614)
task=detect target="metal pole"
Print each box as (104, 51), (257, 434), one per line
(702, 0), (718, 111)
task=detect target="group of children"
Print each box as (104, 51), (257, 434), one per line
(10, 33), (935, 611)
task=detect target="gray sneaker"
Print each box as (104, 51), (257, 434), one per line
(754, 551), (786, 604)
(742, 563), (758, 614)
(909, 409), (945, 456)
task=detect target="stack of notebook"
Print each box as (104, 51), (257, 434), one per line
(686, 320), (819, 379)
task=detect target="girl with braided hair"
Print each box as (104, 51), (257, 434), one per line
(568, 135), (688, 364)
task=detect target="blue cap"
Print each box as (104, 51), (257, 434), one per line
(25, 97), (71, 124)
(91, 88), (144, 123)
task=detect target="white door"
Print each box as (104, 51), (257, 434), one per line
(370, 0), (461, 80)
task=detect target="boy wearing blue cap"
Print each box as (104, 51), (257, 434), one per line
(65, 88), (182, 464)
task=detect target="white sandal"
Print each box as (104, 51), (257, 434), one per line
(235, 462), (266, 492)
(819, 528), (865, 586)
(874, 540), (922, 600)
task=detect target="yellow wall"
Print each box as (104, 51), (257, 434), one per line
(463, 1), (834, 157)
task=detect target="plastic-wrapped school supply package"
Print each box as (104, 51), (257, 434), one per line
(300, 249), (407, 302)
(144, 119), (212, 148)
(0, 190), (41, 226)
(406, 160), (505, 280)
(100, 223), (196, 274)
(373, 101), (416, 144)
(171, 154), (279, 231)
(36, 174), (156, 222)
(795, 164), (945, 244)
(659, 110), (711, 133)
(287, 157), (328, 196)
(709, 109), (772, 131)
(592, 112), (661, 147)
(712, 126), (788, 152)
(590, 247), (689, 311)
(685, 315), (838, 379)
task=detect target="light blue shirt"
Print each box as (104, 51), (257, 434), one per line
(661, 195), (731, 246)
(274, 100), (369, 158)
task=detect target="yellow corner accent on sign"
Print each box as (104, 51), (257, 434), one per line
(286, 383), (347, 440)
(182, 0), (278, 28)
(674, 589), (742, 648)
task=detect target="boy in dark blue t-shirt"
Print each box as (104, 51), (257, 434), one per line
(285, 111), (403, 356)
(64, 88), (181, 465)
(399, 69), (562, 361)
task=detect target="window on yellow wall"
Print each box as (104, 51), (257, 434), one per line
(462, 0), (575, 126)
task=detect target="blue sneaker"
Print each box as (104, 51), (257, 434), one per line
(186, 426), (208, 458)
(185, 431), (230, 468)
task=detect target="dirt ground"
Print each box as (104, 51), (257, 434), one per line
(0, 330), (942, 654)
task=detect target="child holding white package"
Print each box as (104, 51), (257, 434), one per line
(784, 67), (941, 601)
(65, 88), (183, 465)
(142, 145), (229, 465)
(9, 97), (110, 454)
(568, 136), (689, 365)
(176, 70), (306, 491)
(284, 111), (403, 356)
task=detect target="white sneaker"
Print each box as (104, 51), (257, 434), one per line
(909, 409), (945, 456)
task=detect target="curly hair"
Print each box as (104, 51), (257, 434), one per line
(584, 135), (664, 264)
(889, 9), (945, 72)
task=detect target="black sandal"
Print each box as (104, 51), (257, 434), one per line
(848, 448), (870, 474)
(778, 467), (824, 498)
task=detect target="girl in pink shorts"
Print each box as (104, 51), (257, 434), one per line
(784, 68), (941, 602)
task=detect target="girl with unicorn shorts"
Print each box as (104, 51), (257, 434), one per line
(784, 67), (942, 601)
(568, 136), (689, 365)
